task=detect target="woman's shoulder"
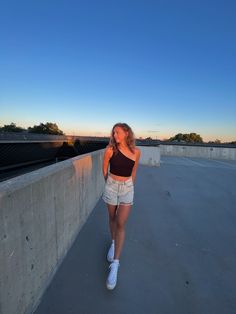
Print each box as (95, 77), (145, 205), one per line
(106, 144), (113, 151)
(134, 147), (141, 155)
(105, 145), (114, 156)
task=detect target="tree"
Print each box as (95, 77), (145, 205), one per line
(168, 132), (203, 143)
(0, 122), (25, 132)
(28, 122), (64, 135)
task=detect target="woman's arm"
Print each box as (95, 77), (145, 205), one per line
(103, 146), (113, 180)
(131, 147), (141, 183)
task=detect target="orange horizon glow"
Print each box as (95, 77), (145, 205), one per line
(65, 131), (235, 143)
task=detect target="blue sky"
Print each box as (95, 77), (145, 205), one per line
(0, 0), (235, 141)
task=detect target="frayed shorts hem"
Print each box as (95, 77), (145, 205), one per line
(102, 196), (134, 206)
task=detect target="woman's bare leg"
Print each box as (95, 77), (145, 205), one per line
(114, 204), (132, 259)
(107, 203), (118, 240)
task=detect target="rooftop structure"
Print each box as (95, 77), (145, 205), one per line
(33, 156), (236, 314)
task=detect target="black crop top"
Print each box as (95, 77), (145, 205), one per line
(109, 149), (135, 177)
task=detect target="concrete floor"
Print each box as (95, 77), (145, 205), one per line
(34, 156), (236, 314)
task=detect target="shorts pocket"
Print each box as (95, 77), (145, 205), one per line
(122, 184), (133, 196)
(125, 181), (134, 189)
(105, 180), (116, 193)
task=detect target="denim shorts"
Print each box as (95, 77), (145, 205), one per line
(102, 175), (134, 206)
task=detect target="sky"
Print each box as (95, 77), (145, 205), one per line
(0, 0), (235, 142)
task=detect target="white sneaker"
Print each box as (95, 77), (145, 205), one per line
(107, 242), (115, 262)
(106, 260), (120, 290)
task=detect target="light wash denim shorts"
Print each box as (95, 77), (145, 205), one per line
(102, 174), (134, 206)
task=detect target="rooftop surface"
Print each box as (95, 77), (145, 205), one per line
(34, 156), (236, 314)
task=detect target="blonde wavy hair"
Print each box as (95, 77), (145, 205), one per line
(108, 122), (136, 154)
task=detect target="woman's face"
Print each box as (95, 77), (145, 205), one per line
(113, 126), (128, 144)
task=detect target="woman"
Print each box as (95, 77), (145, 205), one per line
(102, 122), (141, 290)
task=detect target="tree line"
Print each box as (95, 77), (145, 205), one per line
(0, 122), (64, 135)
(1, 122), (235, 144)
(168, 132), (203, 143)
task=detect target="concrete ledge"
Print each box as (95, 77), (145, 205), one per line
(0, 150), (104, 314)
(138, 145), (160, 166)
(160, 144), (236, 160)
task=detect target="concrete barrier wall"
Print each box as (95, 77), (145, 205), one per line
(0, 150), (104, 314)
(0, 146), (160, 314)
(160, 144), (236, 160)
(138, 145), (160, 166)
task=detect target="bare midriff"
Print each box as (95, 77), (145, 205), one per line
(109, 172), (132, 182)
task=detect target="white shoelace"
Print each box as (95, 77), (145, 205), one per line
(107, 243), (115, 260)
(108, 262), (120, 282)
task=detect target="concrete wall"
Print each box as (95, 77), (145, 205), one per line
(138, 145), (160, 166)
(0, 146), (160, 314)
(160, 144), (236, 160)
(0, 150), (104, 314)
